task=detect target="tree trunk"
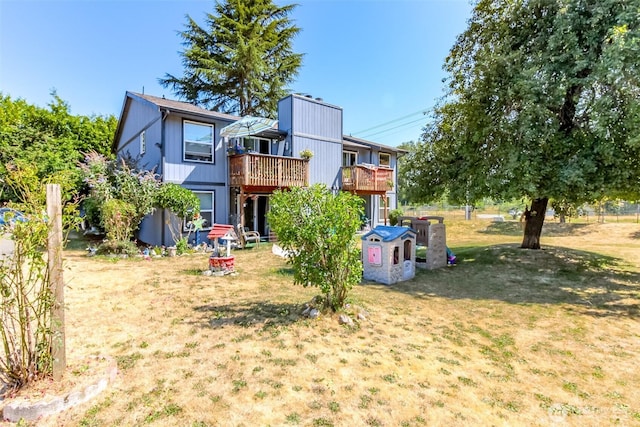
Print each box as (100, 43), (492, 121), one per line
(521, 197), (548, 249)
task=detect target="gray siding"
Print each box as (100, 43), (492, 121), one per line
(162, 115), (228, 185)
(281, 95), (343, 187)
(116, 98), (163, 172)
(291, 96), (342, 143)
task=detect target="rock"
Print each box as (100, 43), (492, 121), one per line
(357, 312), (368, 321)
(339, 314), (353, 326)
(308, 309), (320, 319)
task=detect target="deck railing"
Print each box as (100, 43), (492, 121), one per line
(229, 153), (309, 189)
(341, 165), (394, 193)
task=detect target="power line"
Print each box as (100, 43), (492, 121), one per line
(352, 107), (429, 136)
(359, 116), (428, 140)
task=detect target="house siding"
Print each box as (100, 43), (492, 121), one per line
(279, 94), (343, 188)
(115, 97), (163, 172)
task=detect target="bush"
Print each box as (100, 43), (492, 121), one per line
(102, 199), (137, 242)
(175, 237), (189, 255)
(96, 240), (140, 257)
(389, 208), (404, 226)
(267, 184), (363, 311)
(0, 215), (53, 394)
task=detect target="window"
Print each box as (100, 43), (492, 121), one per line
(241, 137), (270, 154)
(404, 240), (412, 261)
(140, 131), (146, 155)
(379, 152), (390, 167)
(184, 121), (214, 163)
(378, 195), (389, 224)
(343, 150), (357, 166)
(185, 191), (214, 231)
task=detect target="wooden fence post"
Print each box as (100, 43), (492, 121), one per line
(47, 183), (66, 380)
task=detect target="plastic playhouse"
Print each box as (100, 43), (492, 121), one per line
(361, 226), (417, 285)
(397, 216), (448, 270)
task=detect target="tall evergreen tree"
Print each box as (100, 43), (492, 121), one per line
(159, 0), (303, 118)
(406, 0), (640, 248)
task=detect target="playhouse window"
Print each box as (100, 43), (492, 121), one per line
(393, 246), (399, 265)
(404, 240), (412, 261)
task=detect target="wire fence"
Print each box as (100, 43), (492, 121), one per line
(402, 202), (640, 224)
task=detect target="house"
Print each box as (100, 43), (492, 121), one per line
(113, 91), (406, 247)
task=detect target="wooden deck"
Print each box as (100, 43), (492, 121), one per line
(341, 165), (394, 195)
(229, 153), (309, 191)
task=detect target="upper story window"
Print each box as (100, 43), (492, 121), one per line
(343, 150), (357, 167)
(242, 137), (270, 154)
(184, 121), (214, 163)
(379, 152), (391, 167)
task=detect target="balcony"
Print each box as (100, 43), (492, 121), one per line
(341, 165), (394, 195)
(229, 153), (309, 192)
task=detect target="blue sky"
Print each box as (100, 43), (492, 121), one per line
(0, 0), (473, 146)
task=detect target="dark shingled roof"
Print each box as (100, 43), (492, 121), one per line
(130, 92), (241, 122)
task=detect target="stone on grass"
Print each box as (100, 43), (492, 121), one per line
(339, 314), (354, 326)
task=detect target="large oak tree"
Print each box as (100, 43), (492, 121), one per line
(159, 0), (303, 117)
(405, 0), (640, 248)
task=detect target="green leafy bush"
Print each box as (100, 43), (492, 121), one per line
(155, 183), (200, 246)
(389, 208), (404, 226)
(267, 184), (363, 311)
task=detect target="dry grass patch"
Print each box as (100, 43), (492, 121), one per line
(2, 220), (639, 426)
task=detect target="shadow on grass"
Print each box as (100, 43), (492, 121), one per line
(373, 243), (640, 319)
(478, 222), (593, 237)
(191, 301), (304, 329)
(631, 230), (640, 240)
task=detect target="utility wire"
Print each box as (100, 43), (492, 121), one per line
(352, 107), (429, 136)
(359, 116), (428, 139)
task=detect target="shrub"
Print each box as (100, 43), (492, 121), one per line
(95, 240), (139, 257)
(389, 208), (404, 226)
(101, 199), (137, 242)
(155, 183), (200, 246)
(0, 215), (53, 394)
(267, 184), (363, 311)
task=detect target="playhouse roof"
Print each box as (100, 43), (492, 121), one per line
(362, 226), (416, 242)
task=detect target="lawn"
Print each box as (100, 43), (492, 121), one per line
(3, 219), (640, 426)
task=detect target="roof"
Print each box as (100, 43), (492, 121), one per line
(113, 92), (242, 153)
(343, 135), (408, 154)
(362, 226), (416, 242)
(113, 91), (408, 154)
(128, 92), (241, 122)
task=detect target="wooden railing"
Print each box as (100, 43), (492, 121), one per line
(229, 153), (309, 189)
(341, 165), (394, 194)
